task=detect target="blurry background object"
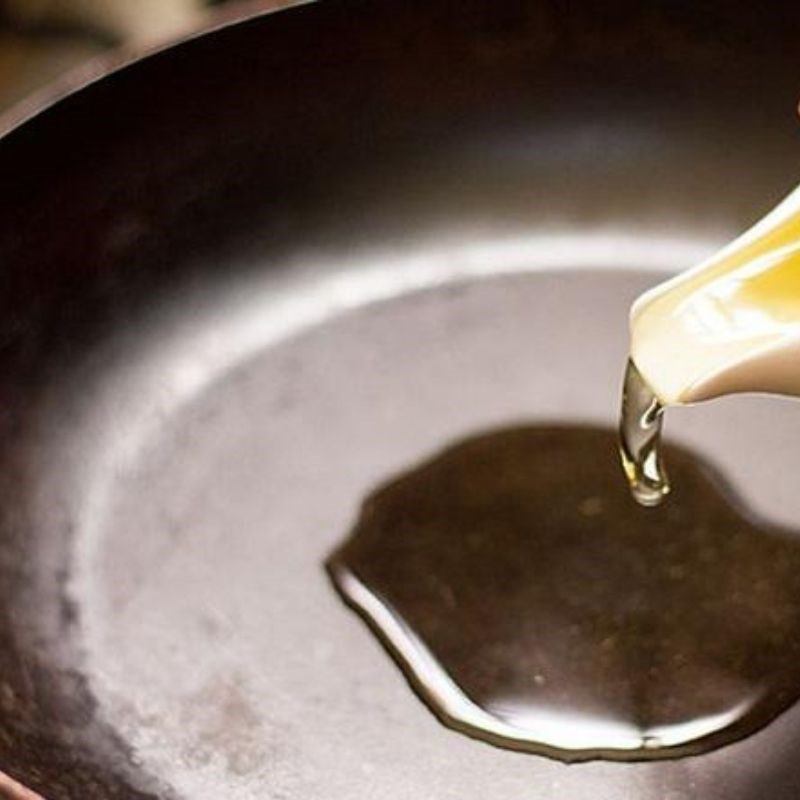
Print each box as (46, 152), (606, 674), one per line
(0, 0), (231, 113)
(2, 0), (205, 44)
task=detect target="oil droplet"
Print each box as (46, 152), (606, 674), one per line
(328, 426), (800, 761)
(619, 359), (670, 507)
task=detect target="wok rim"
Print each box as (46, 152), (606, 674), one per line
(0, 0), (306, 140)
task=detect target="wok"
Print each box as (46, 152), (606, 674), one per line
(3, 1), (800, 797)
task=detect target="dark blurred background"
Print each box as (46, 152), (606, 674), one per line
(0, 0), (260, 113)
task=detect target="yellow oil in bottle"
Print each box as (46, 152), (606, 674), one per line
(622, 184), (800, 506)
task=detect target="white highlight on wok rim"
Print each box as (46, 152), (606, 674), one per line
(37, 229), (722, 756)
(64, 229), (718, 629)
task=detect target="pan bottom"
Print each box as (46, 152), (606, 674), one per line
(39, 236), (800, 799)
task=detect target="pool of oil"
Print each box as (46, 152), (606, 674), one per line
(328, 425), (800, 761)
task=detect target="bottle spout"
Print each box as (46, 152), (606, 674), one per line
(629, 183), (800, 407)
(621, 182), (800, 506)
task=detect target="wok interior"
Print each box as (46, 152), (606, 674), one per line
(2, 1), (800, 797)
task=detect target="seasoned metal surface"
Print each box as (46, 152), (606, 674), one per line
(3, 1), (800, 797)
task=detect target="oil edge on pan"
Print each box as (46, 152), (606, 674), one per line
(2, 1), (800, 799)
